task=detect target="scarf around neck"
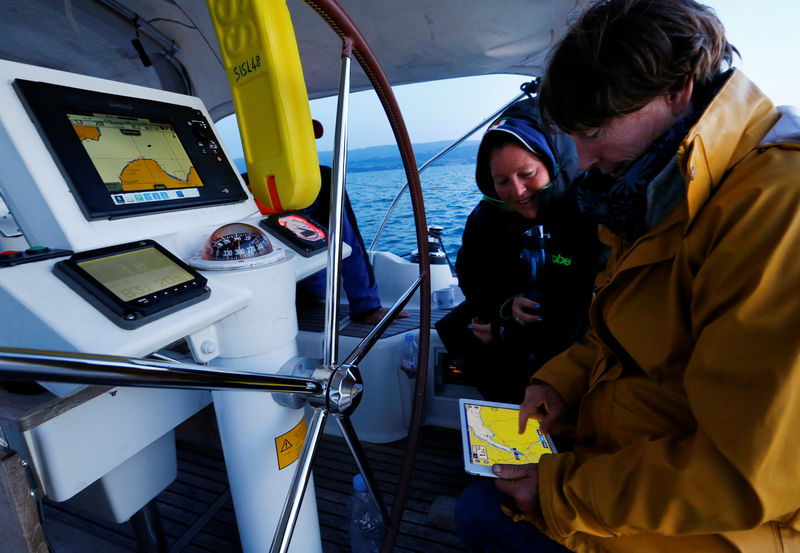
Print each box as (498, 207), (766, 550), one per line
(574, 69), (735, 241)
(575, 112), (700, 241)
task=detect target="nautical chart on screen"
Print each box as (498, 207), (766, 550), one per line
(459, 398), (557, 477)
(70, 112), (203, 199)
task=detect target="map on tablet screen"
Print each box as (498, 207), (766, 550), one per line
(459, 398), (557, 477)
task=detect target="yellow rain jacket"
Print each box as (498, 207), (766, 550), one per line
(534, 70), (800, 552)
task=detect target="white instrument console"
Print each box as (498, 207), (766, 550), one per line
(0, 60), (325, 552)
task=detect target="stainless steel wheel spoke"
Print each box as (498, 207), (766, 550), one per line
(0, 347), (322, 395)
(270, 407), (329, 553)
(334, 414), (392, 526)
(343, 276), (422, 367)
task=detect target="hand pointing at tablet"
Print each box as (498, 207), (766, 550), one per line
(485, 383), (566, 519)
(517, 382), (566, 434)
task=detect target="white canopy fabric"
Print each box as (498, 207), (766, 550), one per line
(0, 0), (578, 120)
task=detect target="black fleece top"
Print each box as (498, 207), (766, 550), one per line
(455, 189), (607, 368)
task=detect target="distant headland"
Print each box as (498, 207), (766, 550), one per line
(234, 139), (479, 175)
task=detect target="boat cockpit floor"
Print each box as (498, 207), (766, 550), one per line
(42, 419), (472, 552)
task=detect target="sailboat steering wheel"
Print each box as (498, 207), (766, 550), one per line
(276, 2), (433, 551)
(0, 1), (430, 552)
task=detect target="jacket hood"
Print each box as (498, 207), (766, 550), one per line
(475, 97), (580, 215)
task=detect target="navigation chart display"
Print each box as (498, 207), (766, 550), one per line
(14, 78), (248, 220)
(69, 112), (203, 205)
(459, 398), (556, 477)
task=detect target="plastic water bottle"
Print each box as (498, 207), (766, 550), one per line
(349, 473), (385, 553)
(401, 333), (418, 378)
(520, 225), (549, 303)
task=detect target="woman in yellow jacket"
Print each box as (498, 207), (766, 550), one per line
(455, 1), (800, 552)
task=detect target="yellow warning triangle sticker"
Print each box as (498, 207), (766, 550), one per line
(275, 417), (307, 470)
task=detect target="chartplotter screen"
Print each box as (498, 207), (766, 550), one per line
(14, 79), (248, 220)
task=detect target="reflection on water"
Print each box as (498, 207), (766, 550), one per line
(347, 164), (481, 260)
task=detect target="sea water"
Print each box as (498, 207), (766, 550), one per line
(346, 164), (482, 261)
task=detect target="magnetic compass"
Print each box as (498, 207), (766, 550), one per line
(190, 222), (284, 270)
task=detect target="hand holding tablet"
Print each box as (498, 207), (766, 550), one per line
(459, 398), (557, 477)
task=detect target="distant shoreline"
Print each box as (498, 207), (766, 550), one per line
(234, 139), (479, 174)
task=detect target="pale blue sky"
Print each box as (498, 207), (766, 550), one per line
(217, 0), (800, 155)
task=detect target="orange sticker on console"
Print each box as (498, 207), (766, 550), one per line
(275, 416), (307, 470)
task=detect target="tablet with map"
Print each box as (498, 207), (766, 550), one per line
(459, 398), (557, 477)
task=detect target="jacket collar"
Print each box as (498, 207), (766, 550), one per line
(678, 69), (778, 223)
(599, 71), (777, 274)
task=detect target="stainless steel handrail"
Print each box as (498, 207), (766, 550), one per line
(367, 91), (526, 251)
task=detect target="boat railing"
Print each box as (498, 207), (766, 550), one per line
(368, 79), (539, 252)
